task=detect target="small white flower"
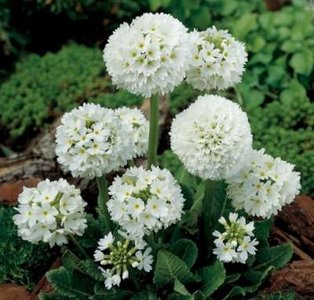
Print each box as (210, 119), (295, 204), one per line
(135, 247), (153, 272)
(55, 103), (136, 178)
(104, 13), (192, 97)
(187, 26), (247, 91)
(95, 232), (153, 290)
(107, 166), (185, 239)
(212, 212), (258, 264)
(227, 149), (301, 218)
(13, 179), (87, 247)
(98, 232), (114, 250)
(170, 95), (252, 180)
(115, 107), (149, 157)
(94, 250), (105, 262)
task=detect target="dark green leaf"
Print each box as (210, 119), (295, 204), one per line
(153, 249), (195, 286)
(170, 239), (198, 268)
(254, 243), (293, 271)
(197, 261), (226, 297)
(174, 278), (191, 296)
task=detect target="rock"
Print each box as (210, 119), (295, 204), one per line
(0, 284), (30, 300)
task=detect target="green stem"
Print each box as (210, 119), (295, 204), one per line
(68, 234), (89, 259)
(147, 232), (157, 254)
(147, 95), (159, 168)
(202, 180), (215, 252)
(96, 176), (112, 233)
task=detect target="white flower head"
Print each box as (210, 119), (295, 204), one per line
(115, 107), (149, 157)
(187, 26), (247, 91)
(107, 166), (185, 239)
(227, 149), (301, 218)
(213, 213), (258, 264)
(13, 179), (87, 247)
(170, 95), (252, 180)
(95, 232), (153, 289)
(55, 103), (136, 178)
(104, 13), (192, 97)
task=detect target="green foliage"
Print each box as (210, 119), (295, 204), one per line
(0, 43), (142, 141)
(197, 262), (226, 298)
(35, 0), (148, 21)
(0, 204), (53, 288)
(153, 249), (195, 286)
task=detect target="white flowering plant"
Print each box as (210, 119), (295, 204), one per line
(13, 12), (301, 300)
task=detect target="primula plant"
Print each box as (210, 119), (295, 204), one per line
(13, 12), (301, 300)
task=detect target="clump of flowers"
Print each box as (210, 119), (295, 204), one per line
(13, 179), (87, 247)
(107, 166), (185, 239)
(170, 95), (252, 180)
(186, 26), (247, 91)
(115, 107), (149, 157)
(55, 103), (134, 178)
(94, 232), (153, 289)
(103, 13), (192, 97)
(226, 149), (301, 218)
(213, 213), (258, 264)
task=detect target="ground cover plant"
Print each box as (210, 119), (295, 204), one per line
(9, 12), (303, 300)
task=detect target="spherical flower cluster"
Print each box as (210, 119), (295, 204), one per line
(115, 107), (149, 157)
(213, 213), (258, 264)
(107, 166), (185, 238)
(170, 95), (252, 180)
(186, 26), (247, 91)
(94, 232), (153, 289)
(104, 13), (192, 97)
(56, 103), (135, 178)
(226, 149), (301, 218)
(13, 179), (87, 247)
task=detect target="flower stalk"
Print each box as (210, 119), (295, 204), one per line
(96, 176), (112, 233)
(69, 234), (89, 259)
(147, 95), (159, 168)
(202, 179), (215, 251)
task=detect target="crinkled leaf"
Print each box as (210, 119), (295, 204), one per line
(93, 282), (132, 299)
(170, 239), (198, 268)
(197, 261), (226, 297)
(174, 278), (191, 296)
(254, 243), (293, 271)
(153, 249), (195, 286)
(45, 267), (94, 299)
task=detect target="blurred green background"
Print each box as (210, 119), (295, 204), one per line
(0, 0), (313, 289)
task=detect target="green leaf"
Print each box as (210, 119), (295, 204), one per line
(222, 286), (245, 300)
(62, 250), (103, 281)
(211, 182), (229, 226)
(242, 266), (274, 293)
(39, 292), (72, 300)
(290, 48), (313, 75)
(232, 14), (258, 39)
(131, 291), (157, 300)
(248, 36), (266, 53)
(254, 218), (273, 242)
(254, 243), (293, 271)
(174, 278), (191, 296)
(197, 261), (226, 297)
(280, 79), (306, 103)
(94, 282), (132, 299)
(45, 267), (93, 299)
(170, 239), (198, 268)
(225, 273), (241, 284)
(153, 249), (195, 286)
